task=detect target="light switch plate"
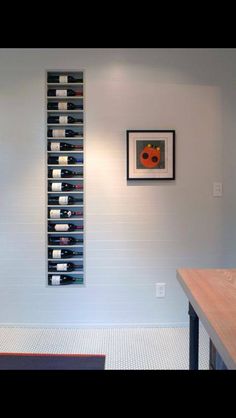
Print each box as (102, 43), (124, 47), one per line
(213, 182), (223, 197)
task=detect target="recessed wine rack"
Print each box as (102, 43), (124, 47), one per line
(46, 70), (85, 287)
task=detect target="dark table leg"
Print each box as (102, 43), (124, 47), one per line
(188, 302), (199, 370)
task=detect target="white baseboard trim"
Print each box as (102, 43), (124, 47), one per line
(0, 322), (189, 329)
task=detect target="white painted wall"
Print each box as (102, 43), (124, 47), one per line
(0, 48), (235, 327)
(221, 83), (236, 267)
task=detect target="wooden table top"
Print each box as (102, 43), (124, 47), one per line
(177, 268), (236, 370)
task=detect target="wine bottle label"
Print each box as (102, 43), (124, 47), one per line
(51, 183), (62, 192)
(59, 76), (68, 83)
(59, 116), (68, 124)
(51, 142), (60, 151)
(59, 196), (68, 205)
(58, 156), (68, 165)
(56, 89), (67, 96)
(52, 169), (61, 178)
(55, 224), (69, 231)
(53, 129), (65, 137)
(52, 250), (61, 259)
(50, 209), (61, 218)
(60, 237), (69, 245)
(51, 275), (61, 285)
(58, 102), (68, 110)
(56, 263), (67, 271)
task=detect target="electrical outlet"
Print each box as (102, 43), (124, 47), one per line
(156, 283), (166, 298)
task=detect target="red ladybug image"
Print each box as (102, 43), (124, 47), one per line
(139, 144), (161, 168)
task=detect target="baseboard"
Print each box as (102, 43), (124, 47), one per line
(0, 322), (189, 329)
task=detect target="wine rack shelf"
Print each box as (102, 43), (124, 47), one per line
(48, 258), (83, 261)
(47, 96), (84, 100)
(47, 218), (84, 221)
(47, 110), (84, 113)
(47, 136), (84, 141)
(47, 151), (83, 154)
(47, 205), (84, 208)
(48, 231), (83, 233)
(47, 192), (83, 195)
(48, 245), (83, 248)
(47, 70), (85, 287)
(47, 271), (84, 275)
(47, 124), (83, 127)
(47, 83), (83, 86)
(47, 164), (83, 167)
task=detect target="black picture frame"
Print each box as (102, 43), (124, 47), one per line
(126, 130), (175, 180)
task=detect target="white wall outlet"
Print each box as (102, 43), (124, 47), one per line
(156, 283), (166, 298)
(213, 182), (223, 197)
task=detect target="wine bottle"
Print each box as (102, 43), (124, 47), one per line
(48, 262), (83, 272)
(48, 236), (83, 245)
(47, 89), (83, 97)
(47, 75), (83, 83)
(47, 116), (83, 124)
(48, 223), (83, 232)
(48, 182), (83, 192)
(48, 196), (83, 205)
(48, 156), (83, 165)
(48, 209), (83, 218)
(47, 128), (80, 137)
(48, 249), (83, 259)
(48, 168), (82, 178)
(47, 102), (83, 110)
(48, 275), (83, 285)
(48, 142), (83, 151)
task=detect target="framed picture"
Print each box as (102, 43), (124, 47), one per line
(126, 130), (175, 180)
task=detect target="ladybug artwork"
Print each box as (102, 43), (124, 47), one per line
(139, 144), (161, 169)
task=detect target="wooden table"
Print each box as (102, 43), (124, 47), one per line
(176, 269), (236, 370)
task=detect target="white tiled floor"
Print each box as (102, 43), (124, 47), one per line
(0, 324), (209, 369)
